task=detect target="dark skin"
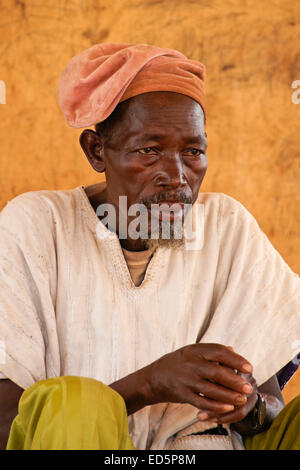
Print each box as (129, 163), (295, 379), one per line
(0, 380), (24, 449)
(80, 91), (207, 251)
(0, 92), (284, 449)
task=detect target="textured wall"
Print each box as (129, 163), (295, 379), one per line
(0, 0), (299, 402)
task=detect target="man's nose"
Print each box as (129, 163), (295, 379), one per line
(153, 155), (187, 189)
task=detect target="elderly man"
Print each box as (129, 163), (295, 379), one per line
(0, 43), (299, 451)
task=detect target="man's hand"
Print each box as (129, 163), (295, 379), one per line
(110, 343), (254, 416)
(196, 372), (258, 423)
(143, 343), (254, 414)
(194, 372), (285, 436)
(111, 343), (284, 437)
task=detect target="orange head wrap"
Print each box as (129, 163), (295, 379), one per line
(57, 43), (206, 128)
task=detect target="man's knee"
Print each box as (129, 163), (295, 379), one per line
(283, 395), (300, 419)
(7, 376), (130, 450)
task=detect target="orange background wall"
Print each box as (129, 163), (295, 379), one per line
(0, 0), (299, 402)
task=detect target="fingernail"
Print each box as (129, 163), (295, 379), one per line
(242, 383), (253, 394)
(198, 412), (208, 420)
(242, 364), (253, 373)
(223, 404), (235, 412)
(235, 395), (246, 405)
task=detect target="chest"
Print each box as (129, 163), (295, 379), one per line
(54, 231), (219, 383)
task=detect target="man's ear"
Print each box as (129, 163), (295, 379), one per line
(79, 129), (106, 173)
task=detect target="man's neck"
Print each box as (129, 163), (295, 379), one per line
(84, 183), (152, 252)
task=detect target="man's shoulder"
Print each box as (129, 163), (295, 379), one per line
(196, 191), (253, 218)
(1, 186), (81, 214)
(3, 185), (81, 206)
(0, 186), (83, 235)
(194, 192), (260, 243)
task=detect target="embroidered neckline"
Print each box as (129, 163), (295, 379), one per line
(75, 185), (166, 292)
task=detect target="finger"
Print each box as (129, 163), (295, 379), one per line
(187, 393), (236, 414)
(197, 401), (246, 422)
(197, 377), (258, 423)
(198, 362), (254, 395)
(211, 405), (249, 424)
(199, 344), (253, 374)
(197, 410), (222, 421)
(211, 390), (258, 425)
(194, 379), (248, 407)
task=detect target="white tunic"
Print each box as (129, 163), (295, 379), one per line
(0, 183), (299, 450)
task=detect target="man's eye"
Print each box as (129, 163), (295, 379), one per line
(137, 147), (156, 155)
(184, 148), (203, 157)
(136, 147), (204, 156)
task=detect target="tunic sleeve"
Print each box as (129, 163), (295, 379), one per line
(0, 192), (59, 389)
(200, 193), (300, 387)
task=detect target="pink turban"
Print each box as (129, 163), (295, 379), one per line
(57, 43), (206, 128)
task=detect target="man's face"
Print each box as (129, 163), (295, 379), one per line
(82, 91), (207, 249)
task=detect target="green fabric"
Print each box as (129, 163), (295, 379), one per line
(244, 396), (300, 450)
(6, 376), (136, 450)
(6, 375), (300, 450)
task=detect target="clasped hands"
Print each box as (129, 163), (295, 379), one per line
(144, 343), (258, 425)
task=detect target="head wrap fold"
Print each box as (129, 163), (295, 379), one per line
(57, 43), (206, 128)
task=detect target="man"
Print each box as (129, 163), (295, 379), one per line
(0, 43), (299, 450)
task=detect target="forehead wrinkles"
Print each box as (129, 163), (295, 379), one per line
(106, 95), (205, 147)
(125, 105), (204, 136)
(129, 99), (203, 121)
